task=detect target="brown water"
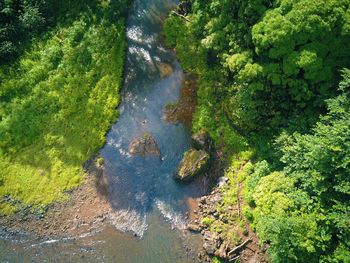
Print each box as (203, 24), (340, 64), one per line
(0, 0), (206, 262)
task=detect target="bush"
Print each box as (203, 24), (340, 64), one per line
(202, 217), (215, 227)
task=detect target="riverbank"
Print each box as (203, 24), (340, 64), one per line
(163, 1), (350, 262)
(0, 158), (117, 238)
(187, 179), (268, 262)
(161, 59), (266, 262)
(182, 148), (267, 262)
(0, 2), (128, 216)
(162, 5), (269, 262)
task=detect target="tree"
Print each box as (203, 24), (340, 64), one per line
(249, 69), (350, 261)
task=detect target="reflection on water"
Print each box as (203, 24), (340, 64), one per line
(0, 0), (205, 261)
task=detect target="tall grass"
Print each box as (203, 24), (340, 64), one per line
(0, 4), (127, 215)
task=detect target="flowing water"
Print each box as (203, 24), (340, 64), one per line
(0, 0), (205, 262)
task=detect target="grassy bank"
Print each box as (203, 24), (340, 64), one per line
(0, 1), (128, 215)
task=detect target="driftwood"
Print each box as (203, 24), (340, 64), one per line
(229, 255), (240, 262)
(168, 106), (178, 115)
(171, 10), (191, 22)
(228, 239), (252, 256)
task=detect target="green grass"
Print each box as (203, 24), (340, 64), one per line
(212, 257), (224, 263)
(201, 217), (215, 227)
(0, 8), (126, 215)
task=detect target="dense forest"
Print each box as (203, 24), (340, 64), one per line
(165, 0), (350, 262)
(1, 0), (349, 261)
(0, 0), (129, 214)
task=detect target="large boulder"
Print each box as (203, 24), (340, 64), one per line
(203, 231), (219, 255)
(191, 130), (214, 152)
(203, 240), (217, 256)
(187, 223), (201, 232)
(176, 149), (210, 181)
(128, 133), (160, 156)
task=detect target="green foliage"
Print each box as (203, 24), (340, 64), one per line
(166, 0), (350, 133)
(212, 257), (223, 263)
(244, 160), (270, 206)
(165, 1), (350, 261)
(0, 0), (40, 58)
(202, 217), (214, 227)
(0, 0), (130, 64)
(245, 71), (350, 262)
(163, 15), (207, 73)
(0, 1), (128, 214)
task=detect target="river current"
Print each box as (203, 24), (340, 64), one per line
(0, 0), (205, 262)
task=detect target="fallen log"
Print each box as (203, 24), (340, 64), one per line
(229, 255), (240, 262)
(171, 11), (191, 22)
(228, 239), (252, 256)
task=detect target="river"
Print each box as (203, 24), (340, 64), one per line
(0, 0), (205, 262)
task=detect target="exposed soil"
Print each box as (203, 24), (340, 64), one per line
(0, 159), (117, 238)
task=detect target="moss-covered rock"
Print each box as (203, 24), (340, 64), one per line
(191, 130), (214, 152)
(95, 157), (105, 168)
(128, 133), (160, 156)
(176, 149), (210, 181)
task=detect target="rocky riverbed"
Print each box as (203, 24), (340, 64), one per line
(186, 173), (268, 263)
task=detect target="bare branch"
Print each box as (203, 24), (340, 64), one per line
(171, 11), (191, 22)
(228, 239), (252, 256)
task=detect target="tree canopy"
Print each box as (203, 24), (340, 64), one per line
(249, 71), (350, 261)
(166, 0), (350, 132)
(164, 0), (350, 261)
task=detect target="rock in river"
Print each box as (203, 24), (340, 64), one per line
(191, 130), (214, 152)
(156, 62), (173, 79)
(176, 149), (210, 181)
(128, 133), (160, 156)
(187, 223), (201, 232)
